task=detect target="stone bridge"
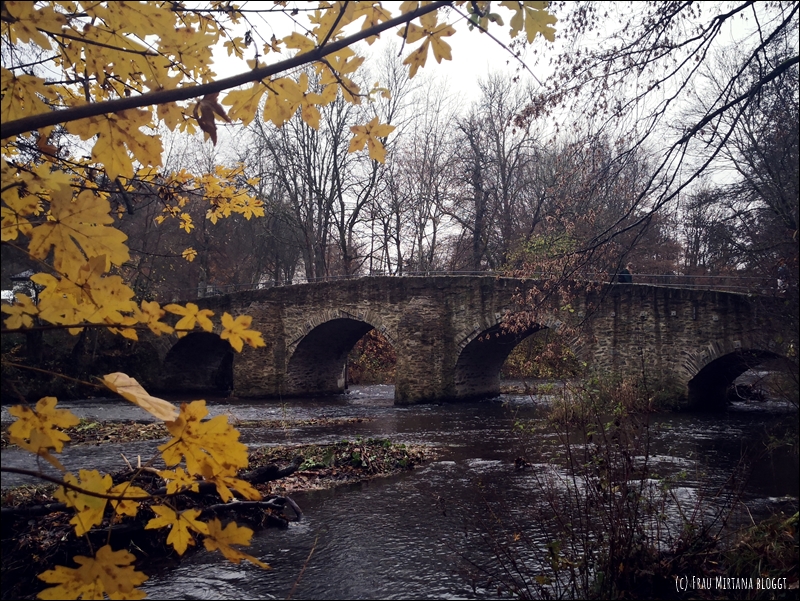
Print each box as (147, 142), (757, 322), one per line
(130, 276), (793, 410)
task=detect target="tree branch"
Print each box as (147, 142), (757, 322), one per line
(2, 1), (451, 139)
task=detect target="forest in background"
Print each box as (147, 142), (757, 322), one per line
(4, 5), (796, 305)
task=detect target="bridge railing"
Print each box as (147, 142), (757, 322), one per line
(149, 270), (785, 303)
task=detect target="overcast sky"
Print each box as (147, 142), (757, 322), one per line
(210, 6), (546, 108)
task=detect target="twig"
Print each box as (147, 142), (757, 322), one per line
(287, 535), (319, 600)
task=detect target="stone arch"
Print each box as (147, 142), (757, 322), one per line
(158, 332), (234, 393)
(453, 312), (570, 399)
(686, 346), (787, 410)
(284, 310), (395, 396)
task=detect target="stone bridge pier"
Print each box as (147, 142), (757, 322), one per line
(133, 276), (793, 410)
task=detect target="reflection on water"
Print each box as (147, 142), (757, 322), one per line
(2, 386), (797, 599)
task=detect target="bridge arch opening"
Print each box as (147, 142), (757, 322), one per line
(159, 332), (234, 393)
(347, 329), (396, 385)
(286, 318), (394, 396)
(688, 349), (790, 411)
(455, 323), (557, 399)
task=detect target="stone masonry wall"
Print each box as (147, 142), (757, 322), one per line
(132, 277), (792, 405)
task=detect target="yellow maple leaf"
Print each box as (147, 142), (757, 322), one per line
(4, 2), (66, 51)
(157, 101), (186, 130)
(399, 12), (456, 78)
(1, 186), (40, 241)
(220, 312), (265, 352)
(158, 467), (200, 494)
(109, 482), (149, 517)
(132, 300), (174, 336)
(353, 2), (392, 44)
(66, 109), (163, 180)
(164, 302), (215, 337)
(233, 196), (265, 220)
(146, 505), (208, 555)
(263, 76), (305, 127)
(0, 72), (57, 122)
(38, 545), (148, 600)
(54, 469), (113, 536)
(196, 457), (261, 503)
(348, 117), (396, 163)
(8, 397), (80, 471)
(159, 401), (249, 476)
(282, 31), (316, 54)
(179, 212), (194, 233)
(203, 518), (270, 569)
(28, 256), (136, 332)
(500, 0), (557, 43)
(103, 372), (179, 422)
(222, 83), (268, 125)
(182, 247), (198, 262)
(316, 48), (364, 102)
(1, 292), (38, 329)
(27, 189), (130, 279)
(209, 471), (262, 503)
(223, 35), (247, 58)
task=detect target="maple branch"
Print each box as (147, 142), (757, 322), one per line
(2, 1), (451, 139)
(0, 467), (155, 501)
(1, 360), (103, 388)
(44, 29), (159, 56)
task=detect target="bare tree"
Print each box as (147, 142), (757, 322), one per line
(520, 1), (799, 265)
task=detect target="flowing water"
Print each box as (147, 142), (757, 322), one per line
(2, 386), (797, 599)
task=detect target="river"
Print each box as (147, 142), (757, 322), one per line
(1, 385), (797, 599)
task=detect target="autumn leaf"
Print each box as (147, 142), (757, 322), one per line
(8, 397), (80, 471)
(223, 36), (248, 58)
(66, 109), (163, 180)
(399, 11), (456, 78)
(262, 76), (305, 127)
(222, 83), (268, 125)
(109, 482), (149, 517)
(210, 472), (262, 503)
(133, 300), (174, 336)
(29, 258), (137, 332)
(38, 545), (148, 600)
(0, 72), (57, 122)
(103, 372), (179, 422)
(220, 312), (266, 352)
(348, 117), (396, 163)
(146, 505), (208, 555)
(157, 101), (186, 130)
(182, 247), (198, 262)
(1, 184), (41, 241)
(179, 212), (194, 233)
(164, 302), (215, 337)
(197, 457), (261, 502)
(54, 469), (113, 536)
(203, 518), (270, 568)
(159, 400), (249, 476)
(3, 2), (66, 52)
(282, 31), (316, 54)
(158, 467), (200, 494)
(194, 92), (231, 145)
(1, 292), (39, 329)
(27, 189), (130, 278)
(500, 0), (557, 42)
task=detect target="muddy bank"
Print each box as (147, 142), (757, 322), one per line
(1, 424), (433, 600)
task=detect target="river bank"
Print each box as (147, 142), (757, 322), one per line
(0, 417), (434, 600)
